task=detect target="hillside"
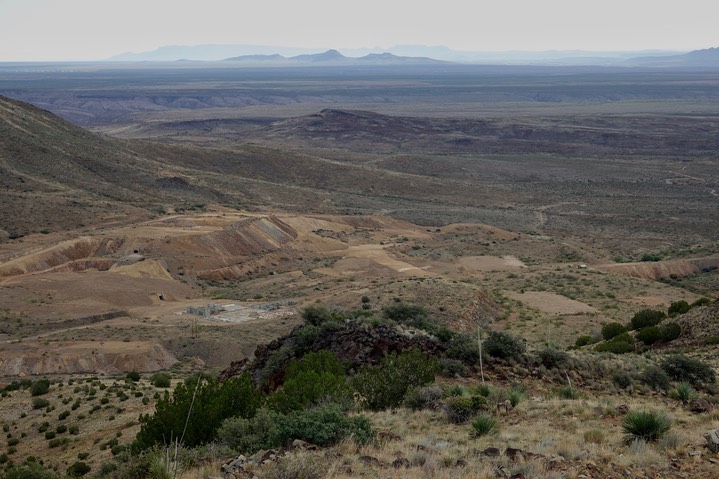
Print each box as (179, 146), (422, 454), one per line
(0, 96), (224, 238)
(0, 97), (504, 238)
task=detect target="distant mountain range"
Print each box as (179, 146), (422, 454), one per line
(632, 46), (719, 67)
(223, 49), (447, 66)
(109, 44), (690, 66)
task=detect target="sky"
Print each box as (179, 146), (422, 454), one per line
(0, 0), (716, 61)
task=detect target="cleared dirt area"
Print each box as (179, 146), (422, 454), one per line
(459, 255), (526, 272)
(505, 290), (598, 315)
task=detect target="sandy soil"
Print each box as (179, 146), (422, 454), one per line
(505, 291), (598, 315)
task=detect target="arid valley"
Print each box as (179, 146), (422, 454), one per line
(1, 60), (719, 478)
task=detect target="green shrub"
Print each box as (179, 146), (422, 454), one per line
(483, 331), (526, 360)
(268, 369), (351, 414)
(47, 438), (63, 448)
(444, 384), (465, 397)
(506, 387), (525, 407)
(574, 335), (596, 347)
(668, 300), (690, 317)
(134, 373), (263, 450)
(641, 253), (662, 262)
(67, 461), (91, 477)
(636, 326), (661, 345)
(217, 408), (279, 454)
(403, 385), (443, 411)
(126, 371), (141, 382)
(2, 462), (60, 479)
(7, 437), (18, 446)
(622, 410), (671, 444)
(595, 333), (635, 354)
(150, 373), (171, 388)
(446, 333), (480, 365)
(267, 351), (351, 414)
(55, 424), (67, 434)
(32, 397), (49, 409)
(30, 379), (50, 396)
(285, 350), (346, 378)
(270, 404), (374, 447)
(670, 382), (696, 404)
(300, 305), (338, 326)
(537, 348), (571, 369)
(691, 298), (712, 308)
(111, 444), (125, 456)
(557, 386), (579, 399)
(601, 322), (626, 341)
(381, 303), (429, 326)
(611, 371), (633, 389)
(470, 414), (498, 437)
(183, 371), (214, 387)
(659, 322), (681, 342)
(351, 348), (438, 411)
(473, 384), (493, 397)
(640, 366), (670, 391)
(439, 358), (469, 377)
(630, 309), (666, 330)
(443, 396), (476, 424)
(45, 431), (56, 440)
(661, 355), (716, 385)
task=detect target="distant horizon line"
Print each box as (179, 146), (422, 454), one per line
(2, 43), (715, 64)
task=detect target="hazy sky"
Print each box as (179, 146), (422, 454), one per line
(0, 0), (716, 61)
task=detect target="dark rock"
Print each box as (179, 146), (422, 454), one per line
(359, 455), (381, 466)
(615, 404), (630, 415)
(392, 457), (410, 469)
(455, 459), (467, 467)
(690, 398), (711, 413)
(546, 455), (566, 470)
(225, 322), (449, 391)
(483, 447), (501, 457)
(378, 430), (402, 442)
(505, 447), (524, 461)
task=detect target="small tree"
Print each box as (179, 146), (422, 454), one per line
(134, 373), (262, 450)
(483, 331), (525, 360)
(601, 322), (626, 341)
(30, 379), (50, 396)
(630, 309), (666, 330)
(301, 305), (338, 326)
(661, 355), (716, 385)
(351, 348), (439, 411)
(668, 300), (690, 317)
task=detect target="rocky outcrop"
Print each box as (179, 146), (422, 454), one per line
(598, 257), (719, 281)
(0, 341), (177, 376)
(221, 322), (447, 390)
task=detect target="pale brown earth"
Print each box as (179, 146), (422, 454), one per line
(1, 210), (708, 378)
(598, 257), (719, 281)
(505, 291), (598, 315)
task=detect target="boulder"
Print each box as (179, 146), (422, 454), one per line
(704, 429), (719, 453)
